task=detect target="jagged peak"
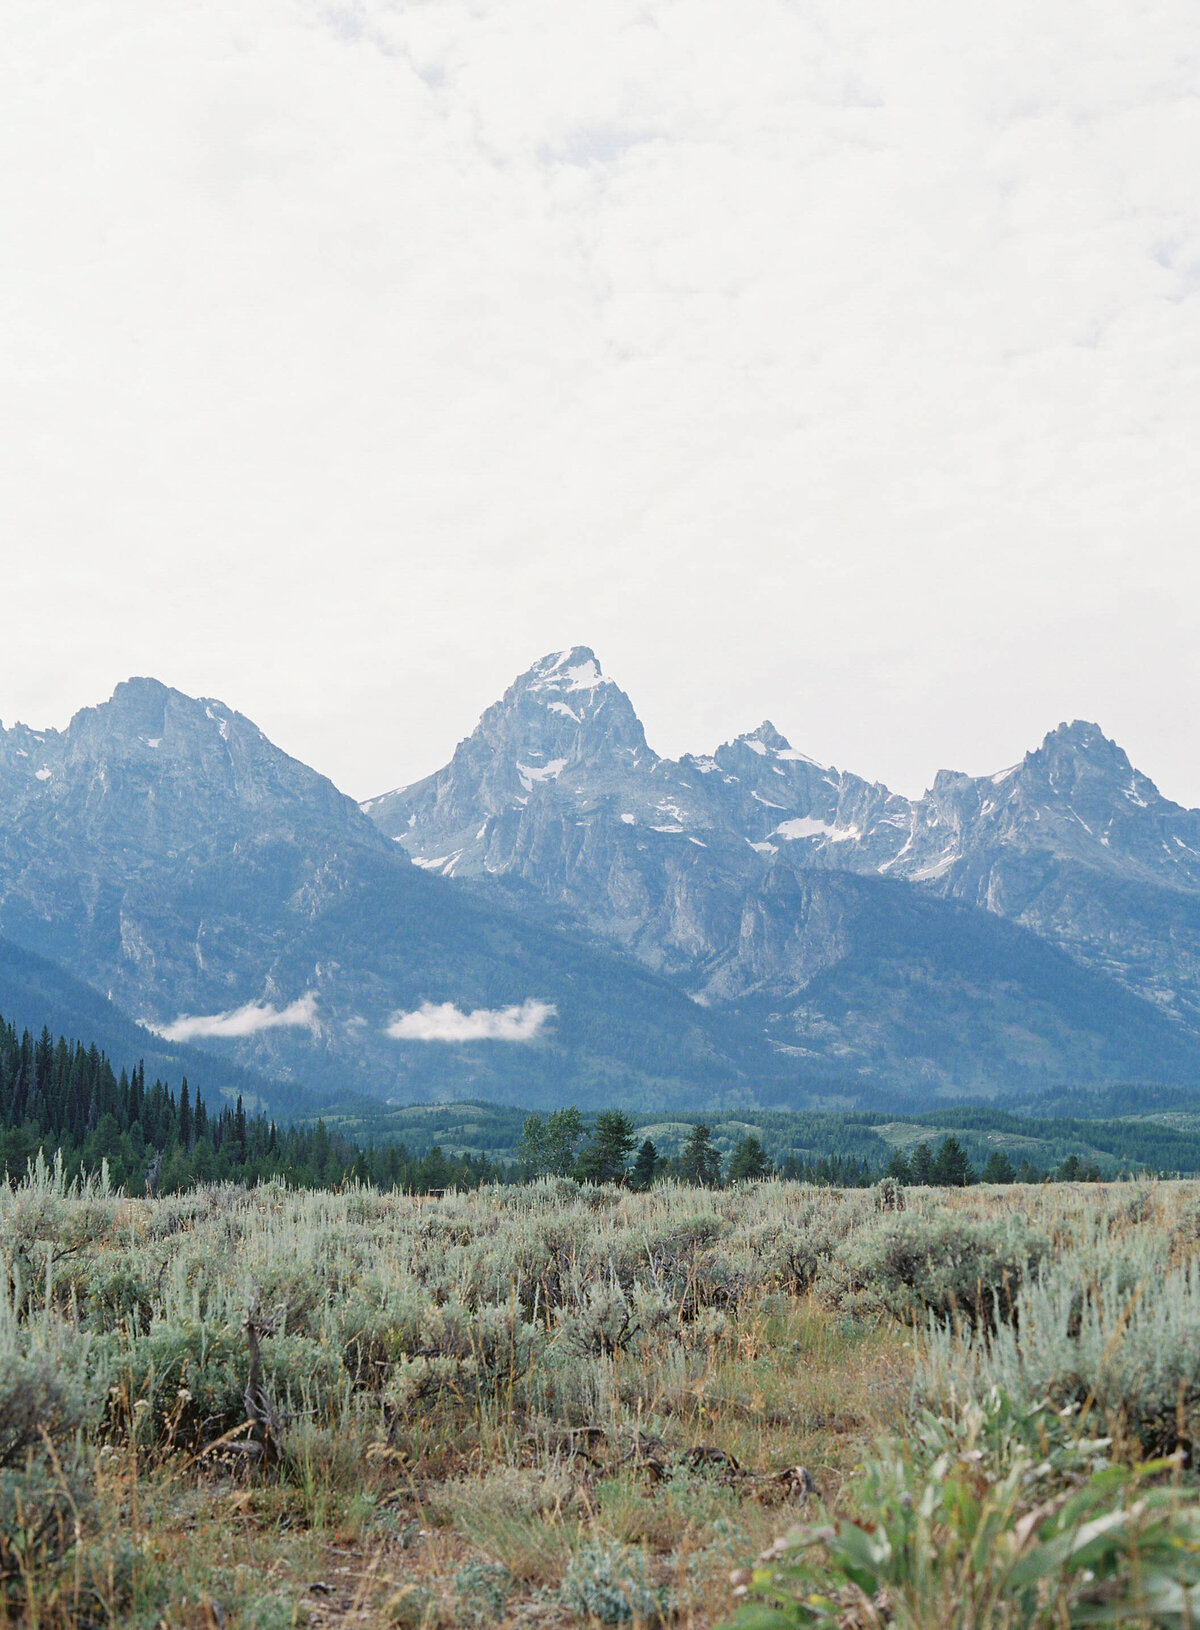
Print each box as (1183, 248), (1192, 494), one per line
(723, 720), (825, 768)
(69, 677), (244, 745)
(745, 720), (790, 752)
(460, 647), (651, 763)
(1040, 719), (1120, 754)
(110, 676), (173, 702)
(521, 647), (610, 695)
(1029, 720), (1140, 777)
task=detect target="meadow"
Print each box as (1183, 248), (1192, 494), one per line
(7, 1162), (1200, 1627)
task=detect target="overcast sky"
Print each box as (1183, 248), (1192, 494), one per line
(3, 0), (1198, 806)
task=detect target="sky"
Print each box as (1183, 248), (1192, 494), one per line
(3, 0), (1199, 806)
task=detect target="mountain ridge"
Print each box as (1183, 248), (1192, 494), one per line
(364, 648), (1200, 1087)
(2, 663), (1198, 1108)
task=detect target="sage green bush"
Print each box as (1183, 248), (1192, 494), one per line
(561, 1540), (663, 1625)
(820, 1208), (1046, 1326)
(919, 1244), (1200, 1456)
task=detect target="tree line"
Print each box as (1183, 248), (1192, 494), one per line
(0, 1014), (499, 1195)
(0, 1007), (1155, 1198)
(516, 1108), (868, 1188)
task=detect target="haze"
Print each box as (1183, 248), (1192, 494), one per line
(3, 0), (1198, 805)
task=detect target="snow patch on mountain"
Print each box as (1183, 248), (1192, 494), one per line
(517, 758), (567, 789)
(529, 649), (607, 694)
(774, 816), (861, 843)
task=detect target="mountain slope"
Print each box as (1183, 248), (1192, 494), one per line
(365, 650), (1200, 1093)
(0, 678), (774, 1108)
(0, 932), (306, 1115)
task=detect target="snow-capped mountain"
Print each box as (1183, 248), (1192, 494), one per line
(365, 648), (1200, 1089)
(0, 676), (771, 1108)
(1, 660), (1196, 1108)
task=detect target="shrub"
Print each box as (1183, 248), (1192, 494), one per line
(561, 1541), (663, 1625)
(872, 1176), (905, 1212)
(730, 1393), (1200, 1630)
(919, 1249), (1200, 1456)
(0, 1330), (97, 1587)
(821, 1211), (1044, 1327)
(454, 1562), (511, 1625)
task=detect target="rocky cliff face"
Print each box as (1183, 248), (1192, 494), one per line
(0, 678), (766, 1107)
(857, 722), (1200, 1024)
(365, 652), (1200, 1089)
(2, 662), (1196, 1108)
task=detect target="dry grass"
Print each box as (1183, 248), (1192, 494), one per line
(4, 1168), (1197, 1628)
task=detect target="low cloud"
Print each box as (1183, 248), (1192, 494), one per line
(155, 992), (318, 1043)
(385, 999), (555, 1043)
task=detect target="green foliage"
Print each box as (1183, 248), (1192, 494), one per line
(0, 1011), (509, 1196)
(578, 1111), (638, 1185)
(453, 1561), (511, 1625)
(731, 1393), (1200, 1629)
(930, 1134), (975, 1187)
(518, 1107), (585, 1178)
(728, 1136), (771, 1183)
(560, 1541), (663, 1624)
(628, 1138), (661, 1191)
(918, 1238), (1200, 1457)
(822, 1210), (1044, 1326)
(980, 1150), (1016, 1184)
(679, 1123), (723, 1187)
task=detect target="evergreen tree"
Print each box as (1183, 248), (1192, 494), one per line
(727, 1135), (770, 1183)
(909, 1141), (934, 1185)
(679, 1123), (722, 1187)
(885, 1147), (912, 1183)
(980, 1150), (1016, 1184)
(178, 1079), (192, 1150)
(931, 1135), (975, 1187)
(577, 1110), (636, 1185)
(628, 1138), (660, 1191)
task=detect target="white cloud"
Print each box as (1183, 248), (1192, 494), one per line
(2, 0), (1199, 804)
(155, 992), (318, 1042)
(385, 998), (555, 1042)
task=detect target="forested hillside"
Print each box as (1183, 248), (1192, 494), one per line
(0, 1014), (498, 1194)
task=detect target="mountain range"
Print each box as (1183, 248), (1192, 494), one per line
(364, 647), (1200, 1097)
(1, 651), (1198, 1112)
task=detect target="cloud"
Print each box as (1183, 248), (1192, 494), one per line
(155, 992), (319, 1042)
(385, 998), (555, 1042)
(3, 0), (1200, 806)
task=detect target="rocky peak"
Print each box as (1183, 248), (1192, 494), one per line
(63, 679), (242, 762)
(0, 677), (372, 867)
(715, 721), (825, 770)
(455, 648), (651, 786)
(1012, 720), (1167, 821)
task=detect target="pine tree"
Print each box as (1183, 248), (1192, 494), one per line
(679, 1123), (722, 1187)
(980, 1150), (1016, 1184)
(910, 1141), (934, 1185)
(727, 1135), (770, 1183)
(577, 1111), (637, 1185)
(628, 1138), (660, 1191)
(931, 1135), (975, 1187)
(885, 1147), (912, 1183)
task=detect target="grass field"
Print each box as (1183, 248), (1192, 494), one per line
(7, 1163), (1200, 1627)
